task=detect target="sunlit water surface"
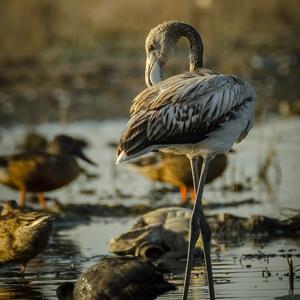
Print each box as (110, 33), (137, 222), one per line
(0, 116), (299, 300)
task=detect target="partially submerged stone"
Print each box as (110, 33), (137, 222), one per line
(109, 207), (202, 259)
(56, 256), (176, 300)
(210, 213), (300, 237)
(109, 207), (300, 260)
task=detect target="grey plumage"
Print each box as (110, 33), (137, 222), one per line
(118, 69), (255, 162)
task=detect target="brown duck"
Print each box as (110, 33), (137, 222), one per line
(0, 135), (96, 208)
(0, 201), (53, 273)
(128, 152), (227, 202)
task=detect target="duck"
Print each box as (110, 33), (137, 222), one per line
(0, 201), (53, 273)
(128, 152), (227, 202)
(0, 135), (96, 208)
(56, 256), (176, 300)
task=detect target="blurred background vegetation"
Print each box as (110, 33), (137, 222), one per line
(0, 0), (299, 124)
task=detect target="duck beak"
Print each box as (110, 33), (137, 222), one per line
(145, 52), (163, 87)
(74, 148), (98, 166)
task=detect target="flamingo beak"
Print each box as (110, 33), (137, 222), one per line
(145, 52), (163, 87)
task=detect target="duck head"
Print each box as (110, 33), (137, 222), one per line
(47, 135), (97, 166)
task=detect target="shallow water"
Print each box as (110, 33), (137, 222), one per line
(0, 116), (299, 299)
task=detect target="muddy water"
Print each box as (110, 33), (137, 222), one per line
(0, 116), (299, 300)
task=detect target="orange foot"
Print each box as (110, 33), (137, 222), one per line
(180, 185), (188, 203)
(180, 185), (196, 204)
(38, 193), (47, 209)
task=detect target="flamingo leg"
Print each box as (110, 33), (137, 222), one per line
(19, 189), (26, 208)
(182, 156), (215, 300)
(189, 189), (196, 202)
(187, 156), (200, 204)
(190, 156), (200, 191)
(38, 193), (47, 209)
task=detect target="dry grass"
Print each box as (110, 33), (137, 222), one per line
(0, 0), (299, 60)
(0, 0), (299, 124)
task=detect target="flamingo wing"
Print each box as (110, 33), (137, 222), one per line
(118, 70), (255, 161)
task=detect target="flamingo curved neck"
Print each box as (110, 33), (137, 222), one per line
(146, 22), (204, 86)
(162, 22), (204, 72)
(179, 24), (204, 71)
